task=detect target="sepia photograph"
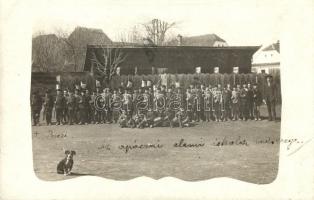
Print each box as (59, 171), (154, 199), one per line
(1, 0), (314, 199)
(30, 6), (281, 183)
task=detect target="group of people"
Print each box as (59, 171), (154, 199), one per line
(31, 75), (278, 128)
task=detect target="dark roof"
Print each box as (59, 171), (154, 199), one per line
(112, 41), (144, 47)
(68, 27), (112, 45)
(86, 45), (258, 50)
(262, 41), (280, 53)
(168, 34), (227, 46)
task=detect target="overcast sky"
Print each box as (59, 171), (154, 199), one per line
(31, 0), (284, 46)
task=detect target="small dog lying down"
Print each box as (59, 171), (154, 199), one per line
(57, 150), (76, 175)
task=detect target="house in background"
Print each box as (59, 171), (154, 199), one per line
(252, 41), (280, 74)
(168, 34), (228, 47)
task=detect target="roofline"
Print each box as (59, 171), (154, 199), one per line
(86, 45), (261, 50)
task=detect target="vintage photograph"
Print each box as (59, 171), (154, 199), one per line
(30, 7), (281, 183)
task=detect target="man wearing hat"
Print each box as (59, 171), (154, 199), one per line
(263, 75), (277, 121)
(31, 90), (43, 126)
(252, 84), (262, 120)
(55, 89), (66, 125)
(43, 89), (54, 125)
(66, 90), (76, 125)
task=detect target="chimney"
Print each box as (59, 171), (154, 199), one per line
(177, 34), (183, 46)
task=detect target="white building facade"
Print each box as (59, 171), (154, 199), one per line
(252, 41), (280, 74)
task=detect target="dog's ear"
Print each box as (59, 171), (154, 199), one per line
(71, 150), (76, 155)
(65, 150), (70, 155)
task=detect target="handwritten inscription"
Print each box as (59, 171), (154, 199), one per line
(173, 138), (205, 148)
(118, 140), (163, 153)
(94, 137), (309, 155)
(255, 137), (304, 150)
(212, 136), (248, 146)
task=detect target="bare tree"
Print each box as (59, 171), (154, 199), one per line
(90, 45), (127, 86)
(116, 25), (144, 45)
(142, 18), (176, 46)
(32, 32), (66, 72)
(54, 28), (79, 72)
(55, 27), (113, 72)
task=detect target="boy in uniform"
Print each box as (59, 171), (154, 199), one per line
(231, 87), (239, 120)
(203, 87), (212, 122)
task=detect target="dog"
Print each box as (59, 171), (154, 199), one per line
(57, 150), (76, 176)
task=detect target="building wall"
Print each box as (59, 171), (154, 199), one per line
(85, 46), (258, 75)
(251, 64), (280, 74)
(253, 50), (280, 65)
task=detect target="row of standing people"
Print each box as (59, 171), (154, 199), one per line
(31, 76), (278, 126)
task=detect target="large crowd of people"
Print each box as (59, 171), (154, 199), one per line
(31, 75), (279, 128)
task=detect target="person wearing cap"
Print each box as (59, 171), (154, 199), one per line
(252, 84), (262, 120)
(118, 110), (128, 128)
(112, 89), (122, 123)
(62, 90), (69, 124)
(78, 90), (88, 125)
(31, 90), (43, 126)
(43, 90), (54, 125)
(263, 75), (277, 121)
(185, 88), (193, 121)
(212, 85), (222, 122)
(95, 88), (103, 124)
(191, 86), (201, 122)
(222, 84), (232, 121)
(85, 89), (92, 123)
(231, 86), (240, 120)
(203, 87), (212, 122)
(102, 88), (112, 123)
(239, 84), (249, 121)
(55, 89), (66, 125)
(66, 90), (76, 125)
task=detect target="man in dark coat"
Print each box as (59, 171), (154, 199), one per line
(66, 90), (77, 125)
(239, 84), (248, 121)
(222, 84), (232, 121)
(31, 91), (42, 126)
(55, 89), (66, 125)
(43, 90), (54, 125)
(263, 75), (277, 121)
(247, 83), (254, 120)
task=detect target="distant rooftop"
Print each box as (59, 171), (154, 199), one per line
(168, 34), (227, 46)
(262, 41), (280, 53)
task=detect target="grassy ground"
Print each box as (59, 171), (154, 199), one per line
(32, 105), (281, 184)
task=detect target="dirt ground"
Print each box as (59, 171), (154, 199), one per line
(32, 105), (281, 184)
